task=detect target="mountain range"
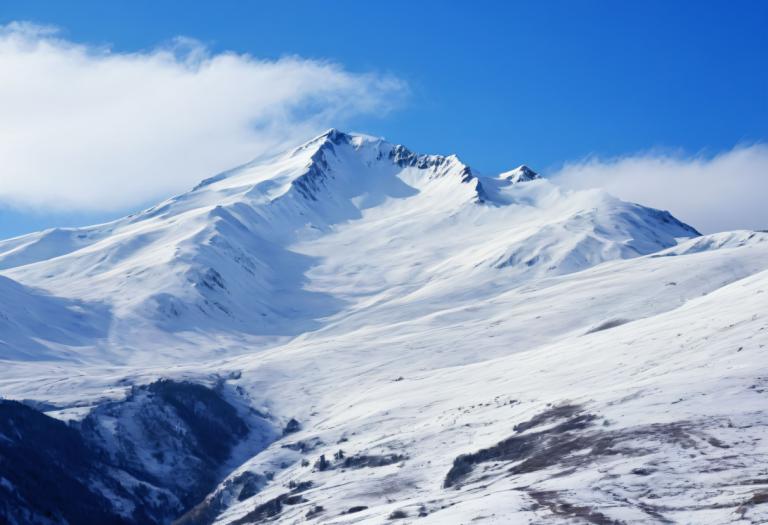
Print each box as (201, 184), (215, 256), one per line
(1, 130), (766, 524)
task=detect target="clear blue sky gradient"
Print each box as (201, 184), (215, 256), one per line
(1, 0), (766, 237)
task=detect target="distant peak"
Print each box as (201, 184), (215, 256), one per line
(294, 128), (380, 156)
(319, 128), (385, 148)
(499, 165), (540, 183)
(319, 128), (351, 144)
(301, 128), (352, 149)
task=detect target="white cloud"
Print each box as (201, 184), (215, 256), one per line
(552, 144), (768, 234)
(0, 22), (405, 211)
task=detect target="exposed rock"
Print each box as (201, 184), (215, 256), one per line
(0, 380), (275, 525)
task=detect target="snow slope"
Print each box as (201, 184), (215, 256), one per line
(1, 130), (766, 524)
(0, 274), (110, 361)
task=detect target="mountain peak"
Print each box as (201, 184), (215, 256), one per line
(499, 164), (540, 183)
(292, 128), (384, 159)
(318, 127), (351, 144)
(291, 128), (352, 154)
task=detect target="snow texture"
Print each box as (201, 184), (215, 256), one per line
(0, 129), (766, 524)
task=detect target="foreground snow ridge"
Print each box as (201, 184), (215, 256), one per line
(0, 129), (766, 524)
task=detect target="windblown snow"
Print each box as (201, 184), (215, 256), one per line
(0, 129), (766, 524)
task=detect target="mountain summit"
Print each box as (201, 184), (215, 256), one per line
(499, 164), (540, 183)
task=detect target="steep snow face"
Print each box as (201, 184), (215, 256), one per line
(0, 130), (697, 364)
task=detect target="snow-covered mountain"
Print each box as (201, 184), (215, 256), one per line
(1, 130), (766, 524)
(0, 129), (697, 363)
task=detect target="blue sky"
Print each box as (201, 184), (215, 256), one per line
(0, 1), (766, 237)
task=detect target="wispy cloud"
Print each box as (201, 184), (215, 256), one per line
(0, 22), (405, 210)
(552, 144), (768, 234)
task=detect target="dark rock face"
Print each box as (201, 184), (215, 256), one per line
(444, 404), (595, 488)
(174, 472), (270, 525)
(310, 451), (406, 473)
(81, 379), (252, 511)
(0, 400), (146, 524)
(0, 380), (275, 525)
(339, 453), (406, 469)
(282, 418), (301, 435)
(229, 491), (308, 524)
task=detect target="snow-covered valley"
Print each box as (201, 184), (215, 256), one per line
(1, 130), (766, 524)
